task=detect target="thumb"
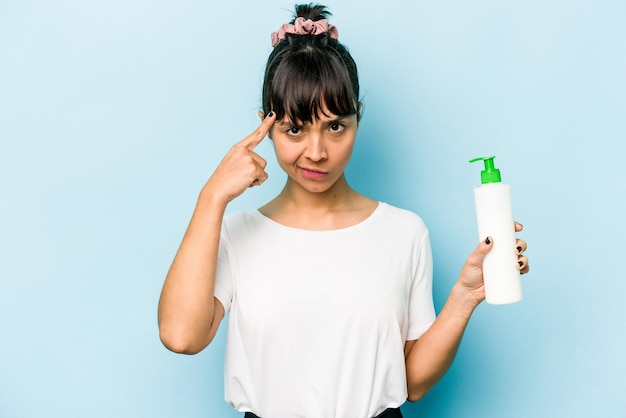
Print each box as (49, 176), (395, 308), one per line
(467, 236), (493, 268)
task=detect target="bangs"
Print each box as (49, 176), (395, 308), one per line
(265, 50), (358, 124)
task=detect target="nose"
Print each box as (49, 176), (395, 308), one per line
(304, 134), (328, 162)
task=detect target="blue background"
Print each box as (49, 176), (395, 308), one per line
(1, 1), (625, 417)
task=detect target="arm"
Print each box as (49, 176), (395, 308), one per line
(157, 193), (228, 354)
(405, 225), (529, 401)
(403, 281), (480, 401)
(157, 112), (276, 354)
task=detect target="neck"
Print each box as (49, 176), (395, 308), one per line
(278, 174), (356, 212)
(258, 174), (378, 230)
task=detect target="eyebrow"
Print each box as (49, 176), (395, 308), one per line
(324, 116), (351, 124)
(277, 116), (353, 127)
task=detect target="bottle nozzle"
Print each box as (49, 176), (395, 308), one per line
(470, 156), (502, 184)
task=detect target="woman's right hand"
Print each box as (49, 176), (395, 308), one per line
(202, 111), (276, 203)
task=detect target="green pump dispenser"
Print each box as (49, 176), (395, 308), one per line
(470, 156), (502, 184)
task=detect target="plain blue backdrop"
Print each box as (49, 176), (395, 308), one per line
(1, 1), (625, 417)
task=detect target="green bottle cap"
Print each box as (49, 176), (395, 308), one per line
(470, 156), (502, 184)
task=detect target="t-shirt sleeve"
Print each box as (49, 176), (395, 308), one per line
(214, 223), (234, 313)
(406, 229), (436, 340)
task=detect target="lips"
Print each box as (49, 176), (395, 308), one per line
(299, 166), (328, 180)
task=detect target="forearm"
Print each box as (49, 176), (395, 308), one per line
(405, 284), (480, 401)
(158, 189), (227, 354)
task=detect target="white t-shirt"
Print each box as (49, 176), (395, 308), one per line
(214, 202), (435, 418)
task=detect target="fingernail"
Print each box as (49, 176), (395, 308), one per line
(267, 111), (274, 117)
(518, 261), (524, 267)
(485, 237), (491, 245)
(517, 246), (523, 253)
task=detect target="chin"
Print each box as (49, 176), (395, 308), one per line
(292, 179), (335, 194)
(302, 183), (333, 193)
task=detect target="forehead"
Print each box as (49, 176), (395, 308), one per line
(277, 111), (354, 126)
(269, 62), (357, 125)
(276, 106), (356, 125)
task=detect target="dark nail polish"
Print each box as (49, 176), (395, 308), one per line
(518, 261), (524, 267)
(267, 111), (274, 117)
(485, 237), (491, 245)
(517, 246), (523, 253)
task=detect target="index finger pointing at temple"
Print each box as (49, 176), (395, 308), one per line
(241, 111), (276, 150)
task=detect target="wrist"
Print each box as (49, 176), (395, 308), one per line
(198, 183), (230, 209)
(450, 283), (483, 315)
(194, 187), (230, 225)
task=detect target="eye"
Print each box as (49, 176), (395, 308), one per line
(329, 123), (345, 133)
(286, 126), (301, 136)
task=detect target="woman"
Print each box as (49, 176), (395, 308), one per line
(158, 4), (529, 418)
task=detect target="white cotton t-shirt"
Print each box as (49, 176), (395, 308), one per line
(214, 202), (435, 418)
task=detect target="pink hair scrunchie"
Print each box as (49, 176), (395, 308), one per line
(271, 17), (339, 47)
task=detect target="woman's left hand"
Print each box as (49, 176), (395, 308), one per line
(458, 222), (529, 304)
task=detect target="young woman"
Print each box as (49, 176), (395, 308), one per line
(158, 4), (529, 418)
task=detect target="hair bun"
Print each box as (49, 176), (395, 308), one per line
(293, 3), (332, 23)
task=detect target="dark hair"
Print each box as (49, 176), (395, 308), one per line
(262, 4), (360, 124)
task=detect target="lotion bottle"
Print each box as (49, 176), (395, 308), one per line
(470, 156), (522, 304)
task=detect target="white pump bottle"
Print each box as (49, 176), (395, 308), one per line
(470, 156), (522, 305)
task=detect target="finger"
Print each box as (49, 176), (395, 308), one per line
(466, 236), (494, 267)
(250, 152), (267, 170)
(516, 256), (530, 274)
(240, 111), (276, 150)
(481, 236), (494, 253)
(249, 171), (269, 187)
(514, 222), (524, 232)
(515, 239), (527, 254)
(247, 155), (268, 187)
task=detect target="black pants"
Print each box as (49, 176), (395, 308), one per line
(244, 407), (403, 418)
